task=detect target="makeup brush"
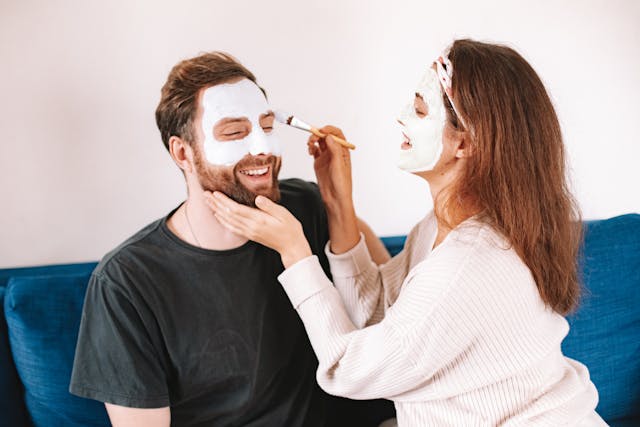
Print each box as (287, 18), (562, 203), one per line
(274, 110), (356, 150)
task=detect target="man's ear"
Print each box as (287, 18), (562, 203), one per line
(454, 130), (473, 159)
(169, 136), (195, 174)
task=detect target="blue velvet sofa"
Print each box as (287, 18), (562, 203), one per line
(1, 214), (639, 427)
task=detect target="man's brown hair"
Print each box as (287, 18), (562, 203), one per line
(442, 39), (582, 315)
(155, 52), (262, 150)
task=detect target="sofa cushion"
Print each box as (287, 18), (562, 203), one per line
(1, 286), (30, 426)
(562, 214), (640, 423)
(4, 273), (110, 427)
(0, 262), (97, 289)
(380, 236), (407, 257)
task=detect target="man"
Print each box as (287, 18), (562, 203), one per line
(69, 52), (393, 426)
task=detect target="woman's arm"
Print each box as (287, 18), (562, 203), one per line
(357, 217), (391, 266)
(307, 127), (360, 255)
(326, 233), (394, 328)
(278, 255), (469, 401)
(204, 193), (468, 400)
(205, 191), (410, 329)
(309, 127), (397, 326)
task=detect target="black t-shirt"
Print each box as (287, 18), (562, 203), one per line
(70, 179), (337, 426)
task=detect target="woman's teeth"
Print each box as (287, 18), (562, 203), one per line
(240, 167), (269, 176)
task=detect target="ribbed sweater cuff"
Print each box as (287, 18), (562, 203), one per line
(325, 233), (373, 278)
(278, 255), (333, 309)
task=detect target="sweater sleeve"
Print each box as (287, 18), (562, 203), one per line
(278, 254), (475, 401)
(325, 234), (407, 328)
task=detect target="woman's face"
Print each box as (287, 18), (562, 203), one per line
(396, 67), (447, 173)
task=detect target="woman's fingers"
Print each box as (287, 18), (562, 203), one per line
(255, 196), (290, 219)
(307, 133), (324, 157)
(210, 192), (260, 220)
(214, 212), (246, 237)
(203, 192), (306, 260)
(308, 140), (320, 158)
(212, 201), (258, 235)
(204, 191), (270, 236)
(318, 125), (346, 140)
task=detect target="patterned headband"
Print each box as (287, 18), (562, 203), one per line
(435, 53), (467, 130)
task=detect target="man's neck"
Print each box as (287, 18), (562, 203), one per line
(167, 191), (249, 251)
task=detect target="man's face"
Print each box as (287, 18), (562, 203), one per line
(192, 78), (282, 206)
(396, 67), (447, 172)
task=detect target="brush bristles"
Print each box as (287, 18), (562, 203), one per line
(274, 110), (313, 132)
(274, 110), (293, 125)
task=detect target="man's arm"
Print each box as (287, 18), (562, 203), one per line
(105, 404), (170, 427)
(357, 217), (391, 265)
(70, 272), (171, 421)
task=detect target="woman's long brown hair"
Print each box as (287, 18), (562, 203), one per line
(444, 39), (582, 315)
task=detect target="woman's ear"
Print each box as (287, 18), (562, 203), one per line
(454, 130), (473, 159)
(169, 136), (195, 174)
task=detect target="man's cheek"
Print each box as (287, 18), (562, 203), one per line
(203, 138), (251, 167)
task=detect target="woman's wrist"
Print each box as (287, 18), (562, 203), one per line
(324, 197), (356, 220)
(327, 207), (360, 255)
(281, 241), (313, 269)
(321, 190), (353, 210)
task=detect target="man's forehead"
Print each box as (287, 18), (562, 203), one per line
(201, 79), (269, 118)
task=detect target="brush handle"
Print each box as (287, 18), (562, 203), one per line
(310, 128), (356, 150)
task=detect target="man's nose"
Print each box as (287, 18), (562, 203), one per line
(248, 133), (272, 156)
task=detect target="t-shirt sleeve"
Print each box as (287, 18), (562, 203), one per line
(69, 270), (170, 408)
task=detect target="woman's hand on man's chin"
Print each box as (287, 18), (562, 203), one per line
(203, 191), (313, 269)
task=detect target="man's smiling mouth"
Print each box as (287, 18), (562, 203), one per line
(239, 166), (270, 177)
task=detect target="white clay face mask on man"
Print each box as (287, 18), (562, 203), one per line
(201, 79), (282, 166)
(397, 68), (447, 172)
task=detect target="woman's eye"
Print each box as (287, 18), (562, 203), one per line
(262, 126), (273, 132)
(414, 94), (428, 118)
(223, 131), (242, 137)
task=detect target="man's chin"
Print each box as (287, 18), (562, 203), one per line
(236, 174), (280, 203)
(255, 186), (281, 203)
(243, 182), (280, 204)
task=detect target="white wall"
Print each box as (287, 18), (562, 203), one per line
(1, 0), (638, 268)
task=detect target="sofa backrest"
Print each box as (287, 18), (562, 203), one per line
(0, 286), (30, 426)
(0, 262), (100, 427)
(562, 213), (640, 424)
(1, 215), (638, 426)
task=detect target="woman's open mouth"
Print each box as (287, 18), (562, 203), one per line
(401, 132), (412, 150)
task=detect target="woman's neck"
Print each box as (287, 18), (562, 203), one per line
(427, 177), (479, 249)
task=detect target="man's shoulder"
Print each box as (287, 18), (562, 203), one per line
(278, 178), (322, 206)
(93, 216), (166, 279)
(278, 178), (320, 193)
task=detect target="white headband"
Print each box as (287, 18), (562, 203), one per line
(435, 52), (467, 130)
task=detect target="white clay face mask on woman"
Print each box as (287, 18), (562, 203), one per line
(201, 79), (282, 166)
(397, 68), (447, 172)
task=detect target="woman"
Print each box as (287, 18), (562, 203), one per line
(206, 39), (606, 426)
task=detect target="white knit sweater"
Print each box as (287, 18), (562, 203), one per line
(278, 212), (606, 426)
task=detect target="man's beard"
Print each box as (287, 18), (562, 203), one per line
(193, 149), (282, 207)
